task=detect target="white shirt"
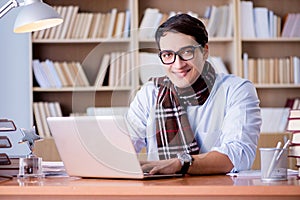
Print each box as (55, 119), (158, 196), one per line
(126, 73), (261, 172)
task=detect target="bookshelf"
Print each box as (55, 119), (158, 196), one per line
(33, 0), (238, 124)
(28, 0), (300, 160)
(237, 0), (300, 107)
(33, 0), (137, 116)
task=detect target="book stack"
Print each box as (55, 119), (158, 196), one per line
(33, 59), (90, 88)
(240, 1), (282, 38)
(205, 3), (233, 38)
(33, 102), (63, 138)
(94, 51), (132, 87)
(242, 54), (300, 84)
(33, 6), (131, 39)
(138, 4), (233, 39)
(286, 109), (300, 178)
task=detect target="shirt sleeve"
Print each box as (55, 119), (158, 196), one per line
(126, 82), (157, 153)
(210, 79), (261, 172)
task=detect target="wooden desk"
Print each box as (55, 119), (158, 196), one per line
(0, 175), (299, 200)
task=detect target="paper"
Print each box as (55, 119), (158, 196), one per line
(42, 161), (68, 177)
(227, 169), (299, 178)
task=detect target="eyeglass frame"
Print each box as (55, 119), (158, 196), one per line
(158, 44), (203, 65)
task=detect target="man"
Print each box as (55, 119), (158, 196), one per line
(126, 14), (261, 175)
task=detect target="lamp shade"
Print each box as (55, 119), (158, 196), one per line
(13, 0), (63, 33)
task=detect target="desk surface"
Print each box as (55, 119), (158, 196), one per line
(0, 175), (300, 200)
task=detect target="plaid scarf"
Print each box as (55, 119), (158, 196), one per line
(152, 62), (216, 160)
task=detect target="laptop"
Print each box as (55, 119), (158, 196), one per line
(47, 116), (182, 179)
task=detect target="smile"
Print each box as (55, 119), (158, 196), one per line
(173, 68), (192, 77)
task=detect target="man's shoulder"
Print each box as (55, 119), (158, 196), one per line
(216, 73), (253, 88)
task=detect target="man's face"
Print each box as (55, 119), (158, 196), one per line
(159, 32), (208, 88)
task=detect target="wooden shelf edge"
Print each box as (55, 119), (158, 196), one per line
(255, 84), (300, 89)
(242, 37), (300, 42)
(33, 86), (132, 92)
(32, 38), (131, 43)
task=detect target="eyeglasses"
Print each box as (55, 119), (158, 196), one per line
(158, 44), (203, 65)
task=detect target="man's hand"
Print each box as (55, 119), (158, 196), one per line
(140, 158), (182, 175)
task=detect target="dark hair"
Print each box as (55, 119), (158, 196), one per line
(155, 13), (208, 49)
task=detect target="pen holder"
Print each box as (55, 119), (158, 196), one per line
(260, 148), (288, 181)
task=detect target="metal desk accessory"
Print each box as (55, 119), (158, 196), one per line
(0, 119), (42, 179)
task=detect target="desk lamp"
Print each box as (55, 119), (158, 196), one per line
(0, 0), (63, 33)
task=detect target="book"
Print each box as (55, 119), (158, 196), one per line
(225, 3), (233, 37)
(107, 8), (118, 38)
(68, 62), (84, 86)
(125, 52), (132, 86)
(287, 109), (300, 132)
(71, 13), (83, 38)
(65, 6), (79, 39)
(43, 102), (52, 137)
(54, 6), (67, 39)
(288, 109), (300, 178)
(53, 62), (68, 87)
(54, 102), (63, 117)
(289, 144), (300, 157)
(282, 13), (297, 37)
(123, 10), (131, 38)
(48, 6), (62, 39)
(74, 62), (90, 86)
(114, 11), (125, 38)
(290, 14), (300, 37)
(37, 102), (51, 138)
(94, 54), (110, 87)
(253, 7), (270, 38)
(48, 102), (58, 117)
(114, 52), (121, 86)
(108, 52), (117, 86)
(45, 59), (62, 88)
(101, 12), (111, 38)
(97, 13), (106, 38)
(242, 52), (248, 79)
(215, 4), (229, 37)
(119, 52), (126, 85)
(248, 58), (257, 83)
(291, 132), (300, 145)
(40, 61), (57, 87)
(240, 1), (255, 38)
(33, 102), (45, 137)
(89, 13), (102, 39)
(32, 59), (49, 88)
(61, 62), (74, 86)
(207, 5), (221, 37)
(33, 102), (63, 138)
(59, 6), (74, 39)
(139, 8), (160, 39)
(268, 10), (274, 38)
(82, 13), (94, 39)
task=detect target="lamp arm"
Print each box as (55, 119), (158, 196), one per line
(0, 0), (19, 19)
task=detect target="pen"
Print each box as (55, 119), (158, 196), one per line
(266, 141), (282, 178)
(276, 140), (290, 161)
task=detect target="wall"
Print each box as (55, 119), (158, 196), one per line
(0, 0), (32, 129)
